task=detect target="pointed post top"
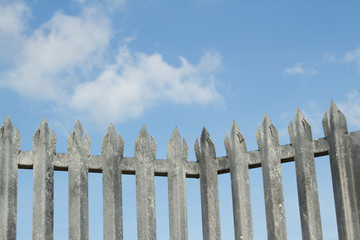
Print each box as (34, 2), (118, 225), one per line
(169, 126), (181, 144)
(201, 126), (210, 140)
(68, 120), (84, 146)
(295, 108), (305, 122)
(194, 138), (201, 162)
(328, 101), (347, 133)
(262, 113), (272, 127)
(224, 131), (231, 157)
(2, 115), (13, 129)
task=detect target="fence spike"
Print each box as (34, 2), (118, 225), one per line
(118, 133), (124, 158)
(68, 120), (84, 148)
(255, 125), (262, 147)
(102, 123), (118, 154)
(49, 129), (57, 155)
(231, 120), (247, 152)
(168, 127), (182, 160)
(262, 114), (279, 146)
(200, 127), (216, 159)
(14, 126), (21, 151)
(85, 131), (91, 155)
(329, 101), (348, 133)
(194, 138), (200, 162)
(182, 137), (188, 160)
(322, 113), (330, 137)
(224, 132), (230, 157)
(288, 120), (295, 144)
(151, 135), (156, 159)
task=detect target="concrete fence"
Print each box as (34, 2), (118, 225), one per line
(1, 101), (359, 240)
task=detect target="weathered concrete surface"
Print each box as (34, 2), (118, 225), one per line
(224, 121), (253, 240)
(135, 126), (157, 240)
(32, 119), (56, 240)
(167, 127), (188, 240)
(0, 117), (20, 240)
(68, 121), (90, 240)
(289, 110), (322, 239)
(350, 131), (360, 227)
(195, 127), (221, 240)
(256, 114), (287, 240)
(102, 123), (123, 240)
(323, 102), (360, 239)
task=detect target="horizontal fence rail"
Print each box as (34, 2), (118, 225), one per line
(0, 101), (359, 239)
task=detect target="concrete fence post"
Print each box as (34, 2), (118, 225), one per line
(135, 125), (157, 240)
(288, 109), (323, 239)
(195, 127), (221, 240)
(68, 121), (90, 240)
(0, 117), (20, 240)
(167, 127), (188, 240)
(32, 119), (56, 240)
(102, 123), (124, 240)
(322, 101), (360, 239)
(256, 114), (287, 240)
(224, 121), (253, 240)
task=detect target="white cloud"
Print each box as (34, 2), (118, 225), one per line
(338, 90), (360, 130)
(284, 62), (317, 76)
(0, 5), (111, 102)
(0, 2), (30, 63)
(0, 1), (223, 123)
(344, 48), (360, 73)
(71, 46), (222, 123)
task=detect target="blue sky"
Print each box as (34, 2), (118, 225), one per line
(1, 0), (360, 239)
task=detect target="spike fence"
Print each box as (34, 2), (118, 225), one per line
(1, 102), (360, 240)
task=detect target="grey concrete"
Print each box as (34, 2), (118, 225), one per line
(322, 102), (360, 239)
(135, 125), (157, 240)
(167, 127), (188, 240)
(256, 114), (287, 240)
(0, 117), (20, 240)
(288, 110), (323, 239)
(15, 134), (335, 177)
(102, 123), (123, 240)
(224, 121), (253, 240)
(195, 127), (221, 240)
(68, 121), (90, 240)
(32, 119), (56, 240)
(350, 131), (360, 227)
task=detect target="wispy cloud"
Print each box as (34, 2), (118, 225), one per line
(338, 90), (360, 130)
(0, 1), (223, 123)
(283, 62), (318, 76)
